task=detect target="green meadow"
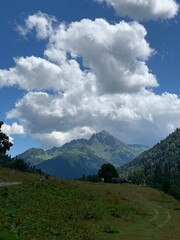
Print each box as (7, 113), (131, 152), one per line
(0, 167), (180, 240)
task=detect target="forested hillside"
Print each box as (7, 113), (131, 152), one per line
(120, 128), (180, 199)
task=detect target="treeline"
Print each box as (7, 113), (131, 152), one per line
(0, 120), (44, 175)
(121, 128), (180, 200)
(0, 154), (44, 175)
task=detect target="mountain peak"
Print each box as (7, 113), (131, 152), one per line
(89, 130), (119, 145)
(98, 130), (111, 136)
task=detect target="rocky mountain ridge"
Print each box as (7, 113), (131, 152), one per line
(18, 130), (149, 178)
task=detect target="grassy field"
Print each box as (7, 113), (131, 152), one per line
(0, 167), (180, 240)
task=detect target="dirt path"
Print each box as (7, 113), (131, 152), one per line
(142, 204), (172, 228)
(0, 182), (22, 187)
(157, 209), (172, 228)
(133, 198), (172, 229)
(150, 208), (159, 222)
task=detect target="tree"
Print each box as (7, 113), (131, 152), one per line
(0, 121), (13, 156)
(98, 163), (119, 183)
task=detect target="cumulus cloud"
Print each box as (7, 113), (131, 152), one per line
(17, 11), (57, 39)
(1, 12), (180, 148)
(6, 90), (180, 147)
(8, 16), (158, 94)
(46, 19), (157, 94)
(2, 122), (25, 143)
(33, 126), (95, 148)
(0, 56), (89, 92)
(95, 0), (179, 20)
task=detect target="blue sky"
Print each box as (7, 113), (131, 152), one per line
(1, 0), (180, 156)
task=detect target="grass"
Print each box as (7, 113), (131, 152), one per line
(0, 167), (180, 240)
(0, 229), (24, 240)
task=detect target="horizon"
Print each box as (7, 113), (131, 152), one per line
(10, 127), (173, 156)
(1, 0), (180, 156)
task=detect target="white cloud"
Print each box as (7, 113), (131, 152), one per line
(95, 0), (179, 20)
(1, 123), (24, 144)
(2, 123), (25, 136)
(0, 56), (89, 92)
(16, 16), (158, 94)
(17, 11), (57, 39)
(1, 16), (158, 95)
(33, 126), (95, 148)
(1, 13), (180, 149)
(6, 90), (180, 147)
(46, 18), (157, 94)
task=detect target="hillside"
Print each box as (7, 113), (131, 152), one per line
(18, 130), (148, 179)
(120, 128), (180, 199)
(16, 146), (67, 165)
(0, 167), (180, 240)
(36, 150), (106, 179)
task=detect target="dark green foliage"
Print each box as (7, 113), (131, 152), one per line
(0, 229), (23, 240)
(0, 121), (13, 169)
(120, 128), (180, 199)
(9, 158), (44, 175)
(98, 163), (119, 183)
(0, 155), (44, 175)
(0, 154), (12, 167)
(168, 184), (180, 199)
(10, 159), (29, 172)
(0, 121), (13, 156)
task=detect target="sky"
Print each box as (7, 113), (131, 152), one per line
(1, 0), (180, 156)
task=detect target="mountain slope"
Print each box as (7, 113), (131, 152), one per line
(18, 130), (148, 179)
(17, 148), (49, 165)
(87, 130), (148, 167)
(18, 147), (64, 165)
(120, 128), (180, 199)
(36, 150), (106, 179)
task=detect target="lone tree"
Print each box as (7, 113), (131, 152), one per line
(98, 163), (119, 183)
(0, 121), (13, 156)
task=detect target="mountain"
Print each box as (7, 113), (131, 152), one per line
(36, 151), (106, 179)
(87, 130), (148, 166)
(120, 128), (180, 199)
(18, 130), (148, 179)
(17, 146), (70, 165)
